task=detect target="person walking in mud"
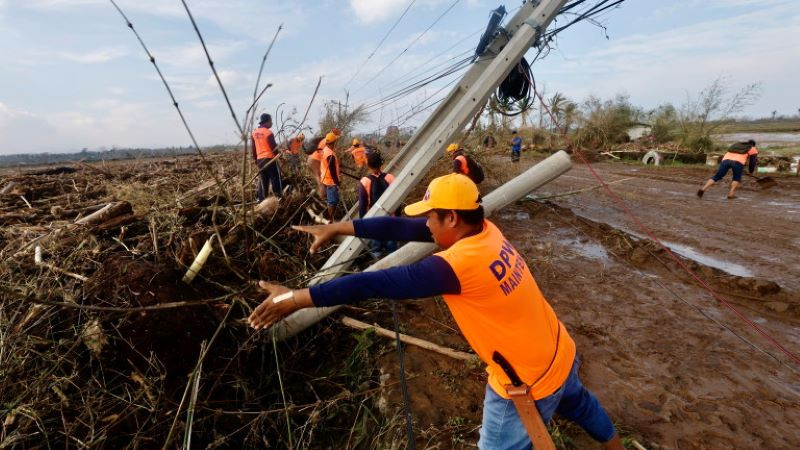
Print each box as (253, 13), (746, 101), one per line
(697, 139), (758, 199)
(510, 130), (522, 163)
(248, 173), (624, 450)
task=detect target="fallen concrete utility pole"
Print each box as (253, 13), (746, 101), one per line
(309, 0), (568, 294)
(272, 150), (571, 340)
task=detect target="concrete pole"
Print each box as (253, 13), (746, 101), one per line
(315, 0), (568, 290)
(272, 150), (572, 340)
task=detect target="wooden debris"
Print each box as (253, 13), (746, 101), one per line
(305, 207), (330, 225)
(341, 316), (478, 362)
(254, 196), (280, 218)
(34, 245), (88, 282)
(182, 238), (213, 284)
(75, 201), (133, 226)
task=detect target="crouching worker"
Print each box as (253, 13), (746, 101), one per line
(358, 151), (397, 259)
(248, 173), (624, 450)
(697, 139), (758, 199)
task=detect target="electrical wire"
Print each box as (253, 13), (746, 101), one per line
(352, 0), (462, 96)
(345, 0), (418, 90)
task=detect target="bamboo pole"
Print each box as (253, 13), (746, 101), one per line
(341, 316), (477, 362)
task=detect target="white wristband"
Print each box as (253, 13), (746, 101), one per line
(272, 291), (294, 304)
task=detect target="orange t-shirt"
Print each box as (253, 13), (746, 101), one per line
(349, 146), (367, 167)
(722, 146), (758, 165)
(455, 154), (469, 175)
(287, 138), (302, 155)
(252, 127), (276, 159)
(435, 220), (576, 400)
(320, 146), (340, 186)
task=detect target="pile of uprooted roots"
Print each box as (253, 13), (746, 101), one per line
(0, 152), (407, 448)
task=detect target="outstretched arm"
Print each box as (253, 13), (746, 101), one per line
(292, 216), (432, 254)
(248, 255), (460, 330)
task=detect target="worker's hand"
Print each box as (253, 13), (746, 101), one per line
(248, 281), (302, 330)
(292, 224), (337, 254)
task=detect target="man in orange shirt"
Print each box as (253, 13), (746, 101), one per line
(319, 132), (342, 221)
(284, 133), (304, 176)
(698, 139), (759, 199)
(251, 113), (282, 201)
(348, 138), (368, 171)
(248, 173), (623, 449)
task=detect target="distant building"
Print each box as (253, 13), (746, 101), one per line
(625, 124), (652, 141)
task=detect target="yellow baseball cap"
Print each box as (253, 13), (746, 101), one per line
(404, 173), (480, 216)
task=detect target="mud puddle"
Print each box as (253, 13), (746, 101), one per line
(660, 240), (754, 277)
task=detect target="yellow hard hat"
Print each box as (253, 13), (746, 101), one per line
(404, 174), (480, 216)
(352, 138), (361, 146)
(445, 143), (460, 154)
(325, 132), (339, 143)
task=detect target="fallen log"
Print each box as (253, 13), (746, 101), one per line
(75, 202), (132, 226)
(341, 316), (478, 362)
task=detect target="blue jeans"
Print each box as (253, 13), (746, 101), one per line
(712, 159), (744, 182)
(256, 157), (283, 201)
(325, 185), (339, 206)
(478, 357), (616, 449)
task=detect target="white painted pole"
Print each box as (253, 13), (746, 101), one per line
(312, 0), (569, 292)
(272, 151), (572, 340)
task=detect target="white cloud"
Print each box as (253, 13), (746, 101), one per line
(349, 0), (452, 25)
(350, 0), (411, 24)
(536, 2), (800, 117)
(57, 48), (127, 63)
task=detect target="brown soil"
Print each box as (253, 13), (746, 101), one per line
(3, 151), (799, 448)
(367, 154), (800, 449)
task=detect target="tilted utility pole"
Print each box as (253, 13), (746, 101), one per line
(274, 0), (569, 340)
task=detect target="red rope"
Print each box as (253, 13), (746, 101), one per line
(527, 74), (800, 366)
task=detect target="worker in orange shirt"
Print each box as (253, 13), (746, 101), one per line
(249, 173), (623, 450)
(251, 113), (282, 201)
(307, 128), (341, 198)
(348, 138), (368, 171)
(697, 139), (759, 199)
(284, 133), (304, 176)
(447, 143), (485, 184)
(319, 132), (342, 221)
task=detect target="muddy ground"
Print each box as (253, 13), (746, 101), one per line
(371, 154), (800, 449)
(2, 151), (799, 448)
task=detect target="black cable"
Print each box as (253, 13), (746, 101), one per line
(108, 0), (231, 203)
(345, 0), (418, 90)
(391, 300), (416, 449)
(180, 0), (245, 137)
(353, 0), (462, 96)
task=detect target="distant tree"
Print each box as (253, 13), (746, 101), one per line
(772, 110), (777, 120)
(677, 76), (762, 152)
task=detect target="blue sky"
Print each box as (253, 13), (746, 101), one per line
(0, 0), (797, 154)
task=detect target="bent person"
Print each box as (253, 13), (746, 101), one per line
(698, 139), (758, 199)
(249, 173), (624, 449)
